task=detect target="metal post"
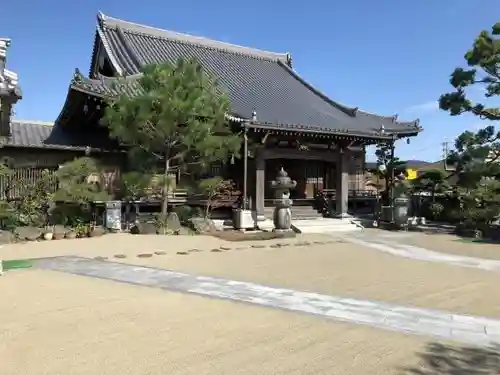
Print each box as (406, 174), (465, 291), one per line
(243, 127), (248, 210)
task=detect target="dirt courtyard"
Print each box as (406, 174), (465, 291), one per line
(1, 270), (494, 375)
(2, 232), (500, 374)
(383, 230), (500, 261)
(4, 232), (499, 317)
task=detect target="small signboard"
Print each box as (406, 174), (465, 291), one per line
(105, 201), (122, 231)
(406, 168), (418, 180)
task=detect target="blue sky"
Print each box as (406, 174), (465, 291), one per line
(2, 0), (498, 161)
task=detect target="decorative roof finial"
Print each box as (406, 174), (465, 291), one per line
(73, 68), (83, 83)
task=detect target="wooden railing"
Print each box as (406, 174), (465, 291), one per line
(169, 189), (188, 199)
(186, 191), (242, 208)
(321, 189), (378, 199)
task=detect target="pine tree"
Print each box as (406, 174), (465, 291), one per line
(439, 22), (500, 179)
(439, 22), (500, 226)
(373, 142), (407, 193)
(104, 58), (241, 217)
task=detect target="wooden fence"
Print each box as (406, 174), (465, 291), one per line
(0, 167), (180, 202)
(0, 167), (59, 200)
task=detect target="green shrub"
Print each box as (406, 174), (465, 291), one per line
(429, 202), (445, 220)
(174, 205), (194, 223)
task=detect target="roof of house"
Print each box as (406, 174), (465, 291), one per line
(69, 12), (421, 138)
(365, 159), (432, 170)
(7, 120), (53, 147)
(6, 120), (119, 152)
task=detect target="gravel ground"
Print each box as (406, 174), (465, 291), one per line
(0, 270), (458, 375)
(2, 234), (500, 374)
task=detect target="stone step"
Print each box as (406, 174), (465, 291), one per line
(258, 217), (361, 234)
(264, 207), (323, 220)
(291, 218), (362, 234)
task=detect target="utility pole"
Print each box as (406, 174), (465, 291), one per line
(442, 141), (449, 159)
(442, 140), (455, 171)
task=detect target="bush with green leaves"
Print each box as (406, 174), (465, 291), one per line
(428, 202), (445, 220)
(197, 177), (235, 219)
(174, 205), (202, 223)
(14, 169), (55, 227)
(120, 171), (152, 201)
(53, 157), (109, 203)
(51, 157), (110, 228)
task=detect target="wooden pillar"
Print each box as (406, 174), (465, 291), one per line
(336, 147), (350, 218)
(255, 152), (265, 221)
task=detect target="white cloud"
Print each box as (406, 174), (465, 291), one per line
(404, 101), (439, 114)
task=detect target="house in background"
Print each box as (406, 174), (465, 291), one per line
(364, 159), (431, 192)
(0, 37), (123, 189)
(0, 12), (422, 221)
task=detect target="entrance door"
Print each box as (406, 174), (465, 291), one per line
(304, 161), (325, 199)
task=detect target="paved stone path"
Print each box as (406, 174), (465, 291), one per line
(33, 256), (500, 347)
(344, 233), (500, 273)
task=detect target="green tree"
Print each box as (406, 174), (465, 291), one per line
(439, 22), (500, 186)
(439, 22), (500, 121)
(413, 169), (448, 202)
(373, 142), (407, 195)
(461, 179), (500, 229)
(104, 58), (241, 217)
(439, 22), (500, 229)
(53, 157), (109, 204)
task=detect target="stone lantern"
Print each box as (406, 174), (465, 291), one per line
(269, 167), (297, 232)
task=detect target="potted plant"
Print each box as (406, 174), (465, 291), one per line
(73, 223), (89, 238)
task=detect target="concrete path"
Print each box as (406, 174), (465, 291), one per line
(34, 256), (500, 347)
(344, 233), (500, 273)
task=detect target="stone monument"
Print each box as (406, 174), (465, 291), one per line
(269, 167), (297, 232)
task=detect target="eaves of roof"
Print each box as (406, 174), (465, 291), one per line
(81, 12), (422, 138)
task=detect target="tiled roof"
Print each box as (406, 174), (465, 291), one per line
(81, 12), (421, 137)
(7, 120), (53, 147)
(71, 69), (142, 98)
(6, 120), (118, 151)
